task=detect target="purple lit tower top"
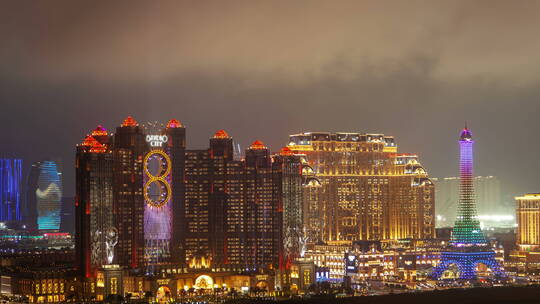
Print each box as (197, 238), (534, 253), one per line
(450, 125), (487, 246)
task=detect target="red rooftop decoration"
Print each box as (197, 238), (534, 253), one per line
(167, 119), (183, 128)
(81, 135), (98, 146)
(91, 125), (108, 137)
(250, 140), (267, 150)
(121, 116), (138, 127)
(89, 141), (107, 153)
(213, 129), (230, 138)
(280, 146), (294, 155)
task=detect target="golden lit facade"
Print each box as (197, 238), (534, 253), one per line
(516, 193), (540, 251)
(304, 243), (349, 281)
(288, 132), (435, 242)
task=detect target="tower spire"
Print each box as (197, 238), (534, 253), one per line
(451, 125), (486, 246)
(431, 125), (506, 280)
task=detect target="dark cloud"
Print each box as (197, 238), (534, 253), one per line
(1, 1), (539, 198)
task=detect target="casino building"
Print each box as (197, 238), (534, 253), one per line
(74, 117), (315, 300)
(182, 131), (307, 272)
(76, 118), (185, 278)
(288, 132), (435, 243)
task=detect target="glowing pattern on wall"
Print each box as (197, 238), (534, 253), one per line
(143, 149), (172, 269)
(36, 161), (62, 230)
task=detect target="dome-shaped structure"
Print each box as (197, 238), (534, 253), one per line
(213, 129), (230, 139)
(121, 116), (138, 127)
(91, 125), (108, 137)
(81, 135), (98, 147)
(280, 146), (294, 156)
(303, 177), (322, 187)
(302, 166), (314, 175)
(167, 119), (183, 128)
(460, 126), (473, 141)
(412, 177), (433, 187)
(249, 140), (267, 150)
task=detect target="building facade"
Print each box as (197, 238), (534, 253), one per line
(26, 161), (63, 231)
(183, 132), (307, 272)
(75, 118), (308, 290)
(76, 127), (114, 278)
(0, 158), (22, 222)
(111, 117), (148, 270)
(288, 132), (435, 243)
(142, 120), (186, 270)
(515, 193), (540, 252)
(76, 118), (187, 278)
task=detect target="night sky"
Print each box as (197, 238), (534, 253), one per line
(1, 1), (539, 198)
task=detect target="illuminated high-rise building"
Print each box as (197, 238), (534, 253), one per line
(162, 119), (186, 265)
(76, 127), (113, 278)
(183, 131), (307, 271)
(112, 116), (148, 269)
(75, 119), (309, 281)
(274, 147), (313, 268)
(431, 126), (504, 280)
(0, 158), (22, 222)
(287, 132), (435, 243)
(142, 120), (186, 271)
(31, 161), (63, 231)
(26, 160), (63, 231)
(515, 194), (540, 252)
(76, 119), (186, 277)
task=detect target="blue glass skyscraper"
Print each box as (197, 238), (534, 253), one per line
(0, 158), (22, 222)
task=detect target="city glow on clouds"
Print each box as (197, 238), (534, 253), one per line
(2, 1), (540, 85)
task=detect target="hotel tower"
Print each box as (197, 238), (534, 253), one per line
(287, 132), (435, 243)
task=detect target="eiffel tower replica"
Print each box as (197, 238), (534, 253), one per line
(431, 126), (505, 280)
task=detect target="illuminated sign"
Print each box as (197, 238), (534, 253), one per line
(345, 253), (358, 274)
(146, 135), (168, 147)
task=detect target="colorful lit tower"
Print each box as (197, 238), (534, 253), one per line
(431, 126), (504, 280)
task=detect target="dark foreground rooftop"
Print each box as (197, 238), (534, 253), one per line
(227, 286), (540, 304)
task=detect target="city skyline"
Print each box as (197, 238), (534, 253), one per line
(2, 119), (526, 199)
(1, 1), (540, 199)
(2, 2), (540, 301)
